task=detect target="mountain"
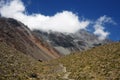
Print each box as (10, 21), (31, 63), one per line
(0, 17), (110, 59)
(33, 30), (110, 55)
(0, 17), (119, 80)
(0, 17), (59, 61)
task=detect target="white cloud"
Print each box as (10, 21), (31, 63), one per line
(94, 24), (109, 40)
(0, 0), (116, 40)
(94, 15), (115, 40)
(0, 0), (90, 33)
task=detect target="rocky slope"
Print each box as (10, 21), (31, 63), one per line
(0, 17), (59, 61)
(33, 30), (110, 55)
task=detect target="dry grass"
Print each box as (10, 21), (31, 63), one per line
(49, 42), (120, 80)
(0, 42), (44, 80)
(0, 42), (120, 80)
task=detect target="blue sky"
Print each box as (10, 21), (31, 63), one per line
(0, 0), (120, 41)
(22, 0), (120, 41)
(22, 0), (119, 22)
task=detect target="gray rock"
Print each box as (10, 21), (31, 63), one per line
(33, 29), (111, 55)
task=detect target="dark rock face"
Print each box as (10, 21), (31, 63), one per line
(0, 17), (59, 61)
(33, 30), (110, 55)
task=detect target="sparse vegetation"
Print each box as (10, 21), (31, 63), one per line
(49, 42), (120, 80)
(0, 42), (44, 80)
(0, 42), (120, 80)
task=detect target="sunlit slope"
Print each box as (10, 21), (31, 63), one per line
(49, 42), (120, 80)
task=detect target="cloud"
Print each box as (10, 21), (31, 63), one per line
(0, 0), (90, 33)
(0, 0), (116, 40)
(93, 15), (116, 40)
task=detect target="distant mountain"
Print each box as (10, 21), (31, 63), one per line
(33, 29), (110, 55)
(0, 17), (59, 61)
